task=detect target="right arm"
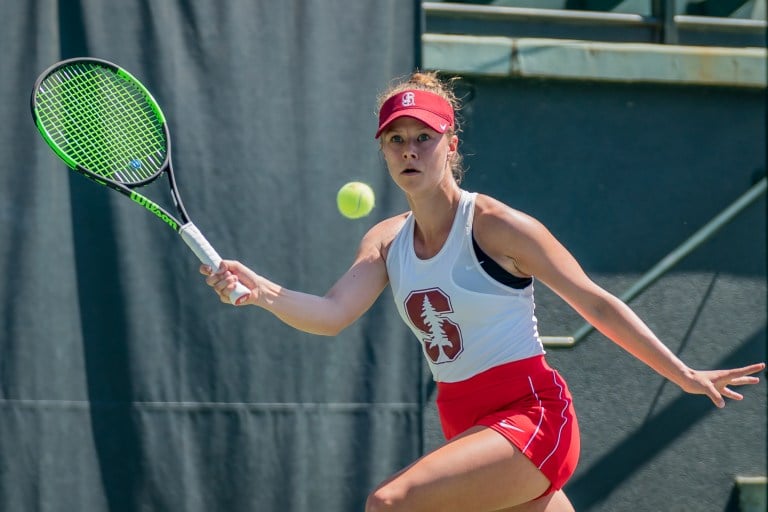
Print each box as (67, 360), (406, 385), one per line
(201, 216), (404, 336)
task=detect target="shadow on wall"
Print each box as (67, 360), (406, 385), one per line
(567, 326), (767, 510)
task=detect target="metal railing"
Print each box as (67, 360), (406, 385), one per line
(541, 176), (767, 348)
(423, 1), (766, 47)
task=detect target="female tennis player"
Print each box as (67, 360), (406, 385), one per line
(201, 71), (764, 512)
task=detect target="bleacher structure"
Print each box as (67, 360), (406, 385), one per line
(420, 0), (766, 86)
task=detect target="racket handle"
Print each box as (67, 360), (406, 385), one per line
(179, 222), (251, 305)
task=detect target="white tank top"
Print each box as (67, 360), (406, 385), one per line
(386, 190), (545, 382)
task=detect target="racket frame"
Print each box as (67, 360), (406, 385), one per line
(31, 57), (189, 230)
(30, 57), (250, 304)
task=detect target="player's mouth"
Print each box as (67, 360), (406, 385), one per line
(401, 168), (421, 175)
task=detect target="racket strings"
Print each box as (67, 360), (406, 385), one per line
(35, 63), (168, 185)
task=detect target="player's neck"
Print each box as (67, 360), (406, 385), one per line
(409, 185), (461, 258)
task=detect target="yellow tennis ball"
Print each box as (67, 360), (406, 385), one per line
(337, 181), (375, 219)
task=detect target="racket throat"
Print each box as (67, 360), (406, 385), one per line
(130, 190), (180, 231)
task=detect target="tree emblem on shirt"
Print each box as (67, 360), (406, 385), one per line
(404, 288), (463, 364)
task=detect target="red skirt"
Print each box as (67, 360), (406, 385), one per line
(436, 355), (580, 493)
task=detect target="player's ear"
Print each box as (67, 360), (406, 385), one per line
(448, 134), (458, 153)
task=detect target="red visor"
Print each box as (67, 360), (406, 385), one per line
(375, 90), (454, 139)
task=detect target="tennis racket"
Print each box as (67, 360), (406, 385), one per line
(30, 57), (250, 304)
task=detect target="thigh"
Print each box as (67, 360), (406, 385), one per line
(501, 490), (575, 512)
(368, 426), (551, 512)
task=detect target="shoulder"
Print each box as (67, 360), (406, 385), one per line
(473, 193), (545, 238)
(472, 194), (555, 275)
(360, 212), (410, 261)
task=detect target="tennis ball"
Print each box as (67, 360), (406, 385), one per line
(337, 181), (375, 219)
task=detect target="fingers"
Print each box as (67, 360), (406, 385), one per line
(720, 387), (744, 401)
(721, 363), (765, 378)
(212, 272), (238, 293)
(737, 362), (766, 377)
(727, 375), (762, 386)
(718, 363), (765, 386)
(199, 262), (226, 276)
(704, 383), (726, 409)
(704, 362), (765, 408)
(199, 262), (244, 303)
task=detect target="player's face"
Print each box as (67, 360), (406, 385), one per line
(379, 117), (458, 193)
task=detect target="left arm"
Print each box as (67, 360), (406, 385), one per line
(474, 195), (764, 407)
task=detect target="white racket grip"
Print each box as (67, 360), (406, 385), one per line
(179, 222), (251, 305)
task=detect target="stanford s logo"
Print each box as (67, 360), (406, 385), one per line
(404, 288), (463, 363)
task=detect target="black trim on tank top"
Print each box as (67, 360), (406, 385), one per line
(472, 234), (533, 289)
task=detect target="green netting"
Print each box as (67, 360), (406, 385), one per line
(34, 62), (167, 185)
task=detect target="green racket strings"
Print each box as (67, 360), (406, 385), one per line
(34, 63), (167, 185)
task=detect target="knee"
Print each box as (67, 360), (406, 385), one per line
(364, 485), (407, 512)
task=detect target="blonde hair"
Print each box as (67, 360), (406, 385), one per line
(377, 71), (465, 183)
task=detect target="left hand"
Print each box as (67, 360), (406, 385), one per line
(678, 362), (765, 408)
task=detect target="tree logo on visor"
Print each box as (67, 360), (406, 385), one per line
(404, 288), (463, 364)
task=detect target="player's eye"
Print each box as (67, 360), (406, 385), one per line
(389, 134), (404, 143)
(417, 133), (430, 142)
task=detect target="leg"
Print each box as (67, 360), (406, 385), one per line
(365, 426), (552, 512)
(501, 490), (575, 512)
